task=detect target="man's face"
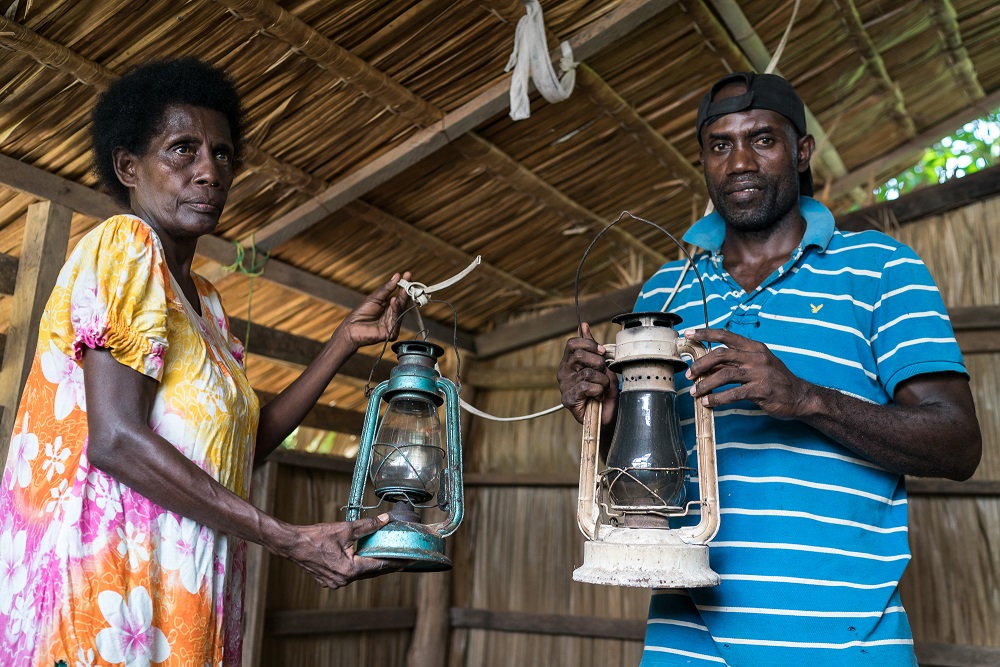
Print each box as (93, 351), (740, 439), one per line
(699, 86), (813, 234)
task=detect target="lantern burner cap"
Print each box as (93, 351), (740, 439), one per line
(612, 311), (682, 330)
(393, 340), (445, 361)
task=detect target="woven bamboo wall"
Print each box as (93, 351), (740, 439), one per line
(888, 196), (1000, 647)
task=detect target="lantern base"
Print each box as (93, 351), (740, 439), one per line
(573, 527), (719, 588)
(356, 521), (452, 572)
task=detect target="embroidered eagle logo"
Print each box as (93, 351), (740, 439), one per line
(810, 303), (824, 314)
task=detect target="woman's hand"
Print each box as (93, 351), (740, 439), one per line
(276, 514), (408, 589)
(336, 272), (412, 352)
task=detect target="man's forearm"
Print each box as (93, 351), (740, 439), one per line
(793, 378), (980, 480)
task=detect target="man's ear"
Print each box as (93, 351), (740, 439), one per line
(112, 147), (138, 190)
(797, 134), (816, 174)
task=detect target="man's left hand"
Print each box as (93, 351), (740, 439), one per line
(683, 327), (811, 420)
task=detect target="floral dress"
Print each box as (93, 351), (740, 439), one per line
(0, 215), (260, 667)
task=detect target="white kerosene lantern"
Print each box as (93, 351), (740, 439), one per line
(573, 311), (720, 588)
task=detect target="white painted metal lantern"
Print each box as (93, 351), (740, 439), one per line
(573, 311), (721, 588)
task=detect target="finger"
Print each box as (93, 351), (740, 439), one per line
(578, 322), (606, 353)
(694, 384), (748, 409)
(347, 513), (391, 540)
(367, 275), (401, 305)
(686, 353), (741, 384)
(353, 555), (409, 575)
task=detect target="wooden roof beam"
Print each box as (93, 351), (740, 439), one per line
(344, 201), (553, 300)
(451, 134), (668, 266)
(832, 0), (918, 138)
(204, 146), (556, 306)
(0, 247), (392, 384)
(0, 20), (477, 347)
(0, 152), (474, 349)
(925, 0), (986, 102)
(827, 87), (1000, 199)
(477, 167), (1000, 357)
(704, 0), (848, 182)
(224, 0), (680, 254)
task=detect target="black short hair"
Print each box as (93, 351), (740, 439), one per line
(91, 58), (245, 207)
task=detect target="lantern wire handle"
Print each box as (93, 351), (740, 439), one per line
(574, 211), (710, 333)
(361, 215), (710, 425)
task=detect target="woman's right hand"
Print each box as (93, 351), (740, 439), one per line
(276, 514), (406, 589)
(557, 322), (619, 427)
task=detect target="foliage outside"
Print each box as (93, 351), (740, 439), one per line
(281, 426), (360, 457)
(872, 107), (1000, 202)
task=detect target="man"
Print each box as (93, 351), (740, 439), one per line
(557, 72), (981, 666)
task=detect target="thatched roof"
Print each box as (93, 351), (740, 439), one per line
(2, 0), (999, 410)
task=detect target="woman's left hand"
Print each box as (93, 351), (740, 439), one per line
(336, 271), (412, 351)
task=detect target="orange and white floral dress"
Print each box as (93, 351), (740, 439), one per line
(0, 215), (259, 667)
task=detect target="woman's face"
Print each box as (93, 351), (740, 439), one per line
(114, 103), (234, 242)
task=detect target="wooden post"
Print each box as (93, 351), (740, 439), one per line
(0, 200), (72, 462)
(242, 460), (279, 667)
(406, 570), (453, 667)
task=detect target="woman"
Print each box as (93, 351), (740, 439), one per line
(0, 58), (407, 666)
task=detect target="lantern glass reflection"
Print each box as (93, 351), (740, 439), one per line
(605, 389), (687, 510)
(370, 395), (445, 504)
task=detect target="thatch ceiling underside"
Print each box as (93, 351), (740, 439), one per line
(1, 0), (998, 404)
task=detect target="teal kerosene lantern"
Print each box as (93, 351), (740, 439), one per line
(345, 340), (464, 571)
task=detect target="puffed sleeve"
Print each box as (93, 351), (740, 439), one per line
(45, 215), (170, 381)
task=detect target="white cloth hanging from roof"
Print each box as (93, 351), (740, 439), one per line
(505, 0), (577, 121)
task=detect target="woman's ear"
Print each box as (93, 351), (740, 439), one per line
(112, 147), (138, 190)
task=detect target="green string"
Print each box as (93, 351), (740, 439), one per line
(221, 234), (269, 360)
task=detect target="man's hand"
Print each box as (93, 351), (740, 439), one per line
(557, 322), (619, 427)
(683, 327), (811, 420)
(336, 272), (412, 351)
(280, 514), (407, 589)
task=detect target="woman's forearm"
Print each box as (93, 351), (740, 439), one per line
(254, 330), (356, 463)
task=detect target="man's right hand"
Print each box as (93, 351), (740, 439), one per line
(557, 322), (619, 427)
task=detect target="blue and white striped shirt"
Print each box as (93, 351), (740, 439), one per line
(634, 197), (966, 666)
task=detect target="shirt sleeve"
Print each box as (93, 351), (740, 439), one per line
(50, 216), (169, 380)
(870, 244), (967, 397)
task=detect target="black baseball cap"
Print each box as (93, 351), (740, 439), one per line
(696, 72), (814, 196)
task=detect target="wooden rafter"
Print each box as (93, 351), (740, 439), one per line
(344, 201), (553, 300)
(450, 134), (668, 265)
(0, 152), (474, 349)
(832, 0), (918, 138)
(828, 87), (1000, 199)
(475, 168), (1000, 358)
(218, 0), (442, 128)
(705, 0), (848, 182)
(219, 0), (678, 265)
(0, 246), (393, 384)
(925, 0), (986, 102)
(0, 19), (475, 348)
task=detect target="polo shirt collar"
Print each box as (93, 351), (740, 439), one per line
(682, 196), (835, 253)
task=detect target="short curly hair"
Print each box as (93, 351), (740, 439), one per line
(91, 58), (245, 207)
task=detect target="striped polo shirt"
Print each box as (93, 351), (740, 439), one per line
(633, 197), (967, 666)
